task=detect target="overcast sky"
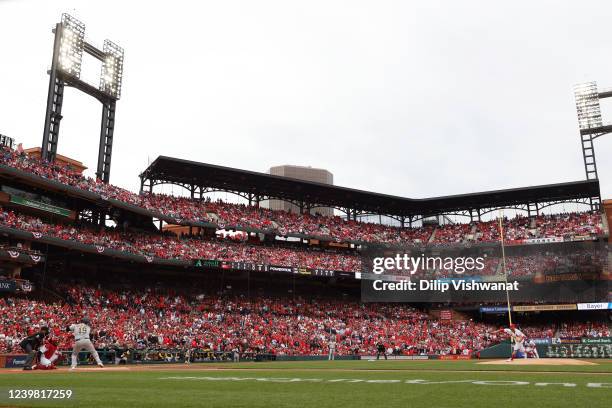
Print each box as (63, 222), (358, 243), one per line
(1, 0), (611, 206)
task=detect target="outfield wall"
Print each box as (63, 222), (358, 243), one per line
(4, 338), (611, 367)
(478, 338), (612, 359)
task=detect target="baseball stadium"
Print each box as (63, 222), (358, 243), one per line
(1, 4), (611, 408)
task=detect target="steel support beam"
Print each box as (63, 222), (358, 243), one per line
(581, 133), (599, 180)
(96, 100), (116, 183)
(41, 24), (64, 163)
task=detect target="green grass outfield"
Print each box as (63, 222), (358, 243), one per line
(0, 360), (610, 408)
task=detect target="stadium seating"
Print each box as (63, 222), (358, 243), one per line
(0, 146), (610, 360)
(0, 207), (361, 272)
(0, 146), (604, 246)
(1, 284), (608, 356)
(5, 206), (606, 278)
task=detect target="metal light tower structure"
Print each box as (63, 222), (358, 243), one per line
(573, 81), (609, 209)
(41, 13), (124, 183)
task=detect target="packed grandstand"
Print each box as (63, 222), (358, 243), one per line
(0, 143), (610, 361)
(0, 282), (609, 357)
(0, 145), (605, 247)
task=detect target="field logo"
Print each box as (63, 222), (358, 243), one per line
(159, 376), (612, 388)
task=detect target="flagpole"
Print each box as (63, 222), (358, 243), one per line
(498, 210), (512, 327)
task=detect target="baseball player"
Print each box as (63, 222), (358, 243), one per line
(34, 338), (61, 370)
(497, 324), (526, 361)
(184, 347), (192, 365)
(525, 339), (539, 359)
(19, 326), (49, 370)
(376, 339), (387, 360)
(328, 336), (336, 361)
(68, 317), (104, 369)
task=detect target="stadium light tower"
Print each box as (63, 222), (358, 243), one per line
(41, 13), (124, 183)
(573, 81), (611, 209)
(573, 81), (612, 180)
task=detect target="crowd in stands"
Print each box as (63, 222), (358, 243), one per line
(504, 256), (548, 278)
(1, 146), (605, 246)
(556, 322), (611, 338)
(0, 207), (361, 272)
(536, 212), (605, 238)
(0, 284), (608, 356)
(505, 248), (609, 278)
(476, 213), (605, 243)
(2, 205), (608, 278)
(431, 223), (472, 244)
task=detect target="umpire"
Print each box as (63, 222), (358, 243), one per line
(376, 340), (387, 360)
(19, 326), (49, 370)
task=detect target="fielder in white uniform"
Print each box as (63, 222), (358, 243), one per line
(525, 339), (539, 359)
(69, 317), (104, 369)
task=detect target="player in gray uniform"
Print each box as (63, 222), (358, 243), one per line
(69, 317), (104, 369)
(328, 336), (336, 361)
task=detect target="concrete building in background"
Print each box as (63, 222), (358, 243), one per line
(266, 165), (334, 216)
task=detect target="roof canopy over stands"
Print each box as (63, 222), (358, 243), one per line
(140, 156), (601, 220)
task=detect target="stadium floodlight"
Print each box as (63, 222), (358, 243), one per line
(57, 13), (85, 78)
(573, 81), (602, 131)
(572, 80), (612, 206)
(42, 13), (125, 187)
(100, 40), (124, 99)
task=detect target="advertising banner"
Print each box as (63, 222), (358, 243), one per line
(553, 338), (582, 344)
(576, 302), (611, 310)
(0, 280), (17, 292)
(525, 237), (564, 244)
(194, 259), (220, 268)
(361, 355), (430, 360)
(192, 259), (344, 278)
(581, 337), (612, 344)
(10, 195), (72, 217)
(479, 306), (509, 313)
(4, 354), (27, 368)
(438, 355), (471, 360)
(513, 304), (577, 312)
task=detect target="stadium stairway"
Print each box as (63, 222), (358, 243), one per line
(428, 228), (437, 243)
(601, 212), (609, 235)
(37, 287), (67, 303)
(495, 261), (503, 275)
(468, 223), (478, 241)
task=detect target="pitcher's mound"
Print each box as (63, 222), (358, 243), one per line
(478, 358), (597, 366)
